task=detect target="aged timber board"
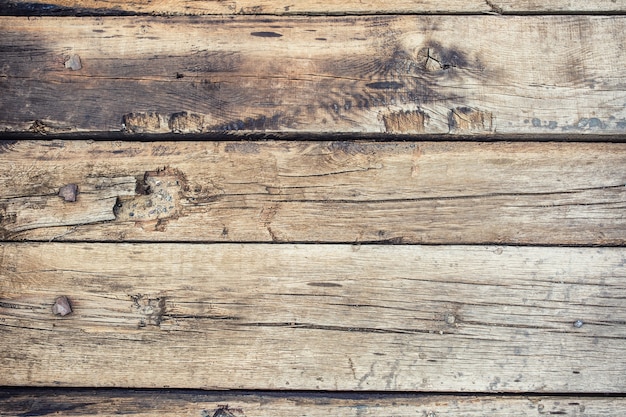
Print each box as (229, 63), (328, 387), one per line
(1, 243), (625, 392)
(1, 389), (625, 416)
(1, 0), (625, 15)
(0, 16), (625, 136)
(0, 140), (625, 244)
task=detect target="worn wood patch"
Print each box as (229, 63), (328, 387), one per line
(1, 0), (624, 15)
(1, 16), (625, 135)
(1, 243), (625, 392)
(1, 389), (625, 416)
(1, 141), (624, 244)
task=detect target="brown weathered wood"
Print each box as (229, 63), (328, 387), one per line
(1, 140), (625, 244)
(1, 389), (624, 417)
(1, 16), (625, 136)
(2, 0), (624, 15)
(1, 243), (625, 391)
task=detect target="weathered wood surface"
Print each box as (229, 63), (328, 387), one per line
(1, 389), (625, 417)
(1, 243), (625, 391)
(1, 16), (625, 136)
(1, 140), (625, 244)
(2, 0), (625, 15)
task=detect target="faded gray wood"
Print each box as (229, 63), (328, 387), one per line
(0, 389), (623, 416)
(1, 16), (625, 136)
(1, 140), (625, 244)
(1, 243), (625, 392)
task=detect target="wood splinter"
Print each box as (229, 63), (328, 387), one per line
(52, 296), (72, 316)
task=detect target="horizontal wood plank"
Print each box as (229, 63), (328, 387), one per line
(1, 243), (625, 392)
(1, 389), (625, 417)
(1, 16), (625, 136)
(2, 0), (625, 15)
(1, 140), (625, 245)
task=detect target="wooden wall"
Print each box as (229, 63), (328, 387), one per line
(0, 0), (625, 415)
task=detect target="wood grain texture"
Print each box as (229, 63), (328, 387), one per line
(1, 16), (625, 136)
(1, 0), (625, 15)
(1, 243), (625, 392)
(1, 389), (625, 417)
(1, 140), (625, 244)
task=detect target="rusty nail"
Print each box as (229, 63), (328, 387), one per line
(52, 296), (72, 316)
(58, 184), (78, 202)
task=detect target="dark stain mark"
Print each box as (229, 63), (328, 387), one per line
(135, 174), (152, 195)
(617, 120), (626, 129)
(216, 114), (284, 131)
(202, 405), (245, 417)
(251, 31), (283, 38)
(224, 142), (260, 154)
(0, 140), (17, 153)
(15, 402), (95, 417)
(92, 29), (105, 33)
(175, 72), (184, 79)
(588, 117), (604, 128)
(574, 117), (606, 130)
(200, 79), (221, 91)
(366, 81), (404, 90)
(315, 37), (327, 41)
(531, 118), (542, 127)
(0, 2), (137, 16)
(307, 282), (343, 288)
(547, 121), (558, 129)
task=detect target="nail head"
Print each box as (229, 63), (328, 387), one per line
(52, 296), (72, 316)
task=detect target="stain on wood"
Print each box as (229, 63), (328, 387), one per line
(1, 16), (625, 135)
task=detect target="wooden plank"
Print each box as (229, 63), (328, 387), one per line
(1, 389), (625, 417)
(1, 140), (625, 245)
(1, 243), (625, 392)
(1, 16), (625, 136)
(2, 0), (625, 16)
